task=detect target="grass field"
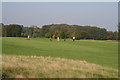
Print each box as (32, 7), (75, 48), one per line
(2, 55), (118, 78)
(2, 37), (118, 78)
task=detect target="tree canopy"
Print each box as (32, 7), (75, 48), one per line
(1, 23), (118, 40)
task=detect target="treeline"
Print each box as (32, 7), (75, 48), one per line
(2, 24), (23, 37)
(1, 23), (119, 40)
(118, 23), (120, 40)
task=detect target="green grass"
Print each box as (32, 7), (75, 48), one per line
(2, 37), (118, 69)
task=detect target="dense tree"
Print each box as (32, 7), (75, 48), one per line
(0, 23), (3, 37)
(118, 23), (120, 40)
(41, 24), (118, 40)
(2, 24), (23, 37)
(21, 26), (41, 38)
(2, 23), (118, 40)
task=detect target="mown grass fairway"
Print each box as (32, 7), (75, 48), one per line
(2, 37), (118, 69)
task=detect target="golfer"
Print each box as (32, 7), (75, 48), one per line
(57, 37), (60, 41)
(73, 37), (75, 41)
(27, 35), (30, 40)
(64, 38), (66, 41)
(49, 37), (52, 41)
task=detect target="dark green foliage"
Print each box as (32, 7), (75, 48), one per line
(0, 23), (3, 37)
(2, 23), (118, 40)
(21, 26), (41, 38)
(118, 23), (120, 40)
(40, 24), (118, 40)
(2, 24), (23, 37)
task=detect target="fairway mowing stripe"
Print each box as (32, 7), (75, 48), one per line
(2, 37), (118, 69)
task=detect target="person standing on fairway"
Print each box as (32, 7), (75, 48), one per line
(27, 35), (30, 40)
(57, 37), (60, 41)
(73, 37), (75, 42)
(64, 38), (66, 41)
(49, 37), (52, 41)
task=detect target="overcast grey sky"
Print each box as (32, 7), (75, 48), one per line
(2, 2), (118, 31)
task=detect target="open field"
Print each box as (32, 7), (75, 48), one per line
(2, 37), (118, 69)
(2, 55), (118, 78)
(2, 37), (119, 78)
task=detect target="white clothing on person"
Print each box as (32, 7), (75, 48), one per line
(27, 35), (30, 40)
(73, 37), (75, 39)
(28, 35), (30, 38)
(57, 37), (60, 41)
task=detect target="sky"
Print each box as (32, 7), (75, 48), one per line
(2, 2), (118, 31)
(119, 2), (120, 23)
(1, 0), (119, 2)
